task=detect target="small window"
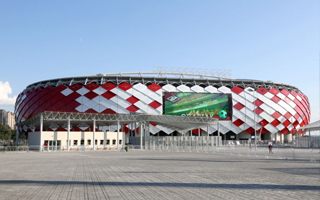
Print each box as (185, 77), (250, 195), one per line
(80, 140), (84, 145)
(95, 140), (97, 145)
(100, 140), (104, 145)
(74, 140), (78, 145)
(112, 139), (116, 145)
(119, 140), (122, 145)
(106, 140), (110, 145)
(87, 140), (91, 145)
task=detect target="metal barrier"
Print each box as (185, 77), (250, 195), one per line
(1, 135), (319, 153)
(0, 146), (29, 152)
(143, 136), (223, 151)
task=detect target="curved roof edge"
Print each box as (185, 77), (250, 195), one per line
(23, 72), (300, 92)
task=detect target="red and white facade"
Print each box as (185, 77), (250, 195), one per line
(15, 74), (310, 136)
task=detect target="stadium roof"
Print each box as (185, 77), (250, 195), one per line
(18, 111), (217, 132)
(24, 72), (299, 92)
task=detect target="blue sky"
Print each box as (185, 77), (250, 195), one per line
(0, 0), (319, 121)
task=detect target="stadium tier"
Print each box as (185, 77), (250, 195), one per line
(15, 73), (310, 136)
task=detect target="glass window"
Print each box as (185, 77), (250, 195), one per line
(100, 140), (104, 145)
(95, 140), (97, 145)
(80, 140), (84, 145)
(119, 140), (122, 145)
(106, 139), (110, 145)
(87, 140), (91, 145)
(74, 140), (78, 145)
(112, 139), (116, 145)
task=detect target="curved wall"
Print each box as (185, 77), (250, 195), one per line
(15, 80), (310, 135)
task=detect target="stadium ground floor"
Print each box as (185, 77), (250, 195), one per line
(18, 111), (302, 151)
(28, 131), (125, 151)
(26, 131), (296, 151)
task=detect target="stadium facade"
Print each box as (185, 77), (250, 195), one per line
(15, 73), (310, 149)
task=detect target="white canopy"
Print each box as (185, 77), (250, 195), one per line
(300, 120), (320, 131)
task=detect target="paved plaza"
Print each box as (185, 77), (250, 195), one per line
(0, 148), (319, 200)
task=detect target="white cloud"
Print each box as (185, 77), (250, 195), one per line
(0, 81), (16, 105)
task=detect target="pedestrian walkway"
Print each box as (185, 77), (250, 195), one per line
(0, 149), (319, 200)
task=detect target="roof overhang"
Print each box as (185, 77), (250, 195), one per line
(24, 72), (299, 93)
(299, 120), (320, 132)
(17, 111), (217, 132)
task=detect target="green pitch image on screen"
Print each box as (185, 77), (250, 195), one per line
(163, 92), (232, 120)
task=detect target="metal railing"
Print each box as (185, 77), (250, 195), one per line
(2, 135), (319, 153)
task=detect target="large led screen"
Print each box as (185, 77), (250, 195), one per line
(163, 92), (232, 120)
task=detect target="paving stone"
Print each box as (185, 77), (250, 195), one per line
(0, 148), (319, 200)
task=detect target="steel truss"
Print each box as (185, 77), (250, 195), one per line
(17, 111), (216, 132)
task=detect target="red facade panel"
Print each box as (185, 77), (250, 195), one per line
(15, 78), (311, 136)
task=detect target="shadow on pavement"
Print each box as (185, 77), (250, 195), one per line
(0, 180), (319, 191)
(129, 157), (317, 163)
(262, 167), (320, 178)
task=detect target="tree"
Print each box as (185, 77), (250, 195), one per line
(0, 124), (13, 141)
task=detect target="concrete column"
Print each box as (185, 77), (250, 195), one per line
(81, 131), (85, 151)
(93, 119), (96, 151)
(54, 130), (57, 151)
(199, 128), (202, 150)
(190, 130), (192, 150)
(67, 117), (70, 151)
(123, 124), (126, 145)
(117, 120), (120, 150)
(146, 123), (150, 150)
(275, 133), (278, 143)
(211, 128), (214, 148)
(171, 129), (174, 150)
(308, 130), (311, 148)
(104, 130), (106, 149)
(140, 122), (143, 150)
(280, 134), (284, 144)
(157, 131), (159, 150)
(217, 122), (220, 146)
(39, 114), (43, 152)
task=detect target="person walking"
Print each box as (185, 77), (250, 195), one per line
(268, 141), (273, 154)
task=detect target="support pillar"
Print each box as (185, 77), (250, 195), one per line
(104, 130), (106, 149)
(54, 130), (57, 151)
(217, 122), (220, 146)
(67, 117), (70, 151)
(172, 130), (174, 151)
(308, 130), (311, 148)
(81, 130), (85, 151)
(140, 122), (143, 150)
(39, 114), (43, 152)
(275, 132), (279, 143)
(199, 128), (202, 150)
(117, 120), (120, 150)
(146, 123), (150, 150)
(93, 119), (96, 151)
(280, 134), (284, 144)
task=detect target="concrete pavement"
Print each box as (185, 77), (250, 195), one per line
(0, 148), (319, 200)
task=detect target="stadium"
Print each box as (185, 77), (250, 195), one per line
(14, 73), (310, 150)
